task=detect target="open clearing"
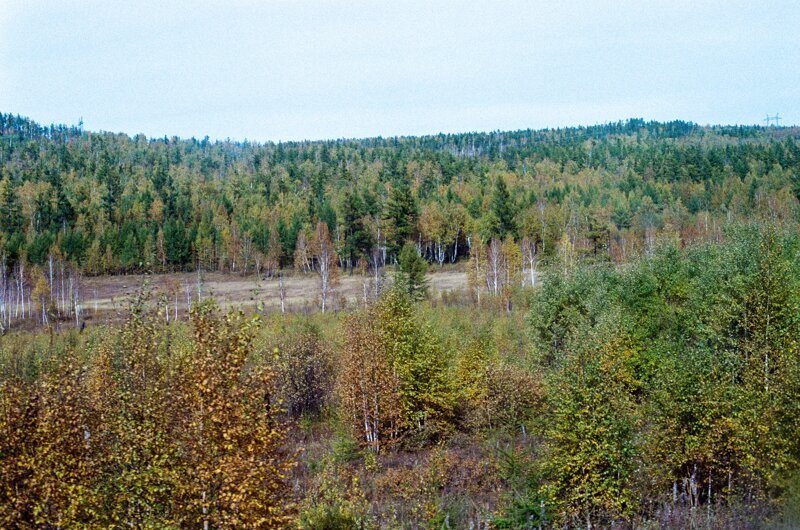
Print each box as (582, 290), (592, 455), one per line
(80, 268), (468, 321)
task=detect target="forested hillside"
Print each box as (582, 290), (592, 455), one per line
(2, 114), (800, 276)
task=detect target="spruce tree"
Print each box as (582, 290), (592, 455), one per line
(396, 242), (428, 301)
(341, 190), (371, 270)
(384, 181), (419, 258)
(491, 175), (516, 238)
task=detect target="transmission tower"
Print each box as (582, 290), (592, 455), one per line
(764, 114), (782, 126)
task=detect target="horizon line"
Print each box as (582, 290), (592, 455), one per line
(3, 111), (797, 146)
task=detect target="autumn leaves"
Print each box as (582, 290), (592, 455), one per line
(0, 301), (295, 528)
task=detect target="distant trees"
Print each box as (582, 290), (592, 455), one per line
(0, 249), (83, 330)
(2, 113), (800, 285)
(294, 230), (311, 273)
(467, 237), (522, 310)
(340, 190), (372, 270)
(311, 221), (338, 313)
(395, 242), (428, 301)
(384, 180), (419, 258)
(490, 175), (516, 239)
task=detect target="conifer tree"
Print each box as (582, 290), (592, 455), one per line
(396, 241), (428, 301)
(384, 180), (419, 258)
(491, 175), (516, 239)
(341, 190), (371, 270)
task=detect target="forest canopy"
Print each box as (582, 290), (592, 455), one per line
(2, 114), (799, 276)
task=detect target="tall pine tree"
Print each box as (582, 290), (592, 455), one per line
(384, 181), (419, 259)
(491, 175), (516, 239)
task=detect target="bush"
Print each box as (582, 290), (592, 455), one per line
(274, 324), (335, 419)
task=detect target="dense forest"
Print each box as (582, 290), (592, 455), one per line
(2, 114), (800, 276)
(2, 115), (800, 528)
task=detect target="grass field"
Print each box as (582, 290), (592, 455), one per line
(79, 268), (468, 322)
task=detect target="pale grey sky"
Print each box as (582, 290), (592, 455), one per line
(1, 1), (798, 141)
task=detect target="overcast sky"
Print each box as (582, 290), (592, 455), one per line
(1, 1), (798, 141)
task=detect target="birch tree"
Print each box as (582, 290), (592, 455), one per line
(311, 221), (339, 313)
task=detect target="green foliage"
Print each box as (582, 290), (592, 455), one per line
(338, 289), (456, 450)
(455, 335), (544, 433)
(540, 332), (642, 525)
(493, 445), (548, 529)
(341, 189), (372, 266)
(331, 431), (362, 465)
(3, 113), (800, 278)
(491, 175), (516, 239)
(299, 459), (373, 530)
(375, 289), (456, 445)
(385, 180), (419, 257)
(396, 242), (429, 301)
(3, 219), (800, 527)
(520, 222), (800, 524)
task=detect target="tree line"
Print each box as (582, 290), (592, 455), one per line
(2, 113), (800, 279)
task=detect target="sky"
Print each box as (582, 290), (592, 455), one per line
(1, 1), (799, 142)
